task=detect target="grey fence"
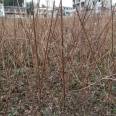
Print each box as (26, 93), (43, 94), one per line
(4, 6), (26, 15)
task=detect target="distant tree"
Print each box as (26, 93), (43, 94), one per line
(4, 0), (23, 6)
(0, 0), (3, 4)
(41, 4), (46, 8)
(26, 1), (34, 15)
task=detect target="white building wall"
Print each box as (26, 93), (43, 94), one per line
(0, 3), (5, 16)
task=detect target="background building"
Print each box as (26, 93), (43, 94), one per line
(63, 7), (74, 16)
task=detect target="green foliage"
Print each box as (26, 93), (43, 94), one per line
(111, 106), (116, 114)
(4, 0), (23, 6)
(8, 107), (18, 116)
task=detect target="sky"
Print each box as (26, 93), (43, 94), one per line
(25, 0), (73, 7)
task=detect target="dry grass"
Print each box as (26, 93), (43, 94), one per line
(0, 10), (116, 116)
